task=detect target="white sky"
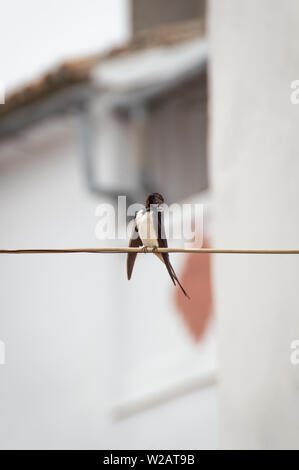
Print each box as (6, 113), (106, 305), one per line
(0, 0), (129, 92)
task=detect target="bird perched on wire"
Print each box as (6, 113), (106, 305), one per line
(127, 192), (190, 299)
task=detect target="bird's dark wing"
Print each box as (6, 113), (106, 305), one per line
(156, 211), (190, 299)
(127, 218), (143, 280)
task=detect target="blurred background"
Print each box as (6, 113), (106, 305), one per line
(0, 0), (298, 450)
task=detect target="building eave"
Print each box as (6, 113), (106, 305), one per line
(0, 20), (206, 138)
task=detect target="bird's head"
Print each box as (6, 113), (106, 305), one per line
(145, 192), (164, 209)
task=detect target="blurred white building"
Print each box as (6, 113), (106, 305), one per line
(210, 0), (299, 450)
(0, 2), (217, 450)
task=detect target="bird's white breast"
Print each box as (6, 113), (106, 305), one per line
(136, 210), (159, 247)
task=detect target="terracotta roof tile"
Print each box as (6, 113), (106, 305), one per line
(0, 19), (204, 119)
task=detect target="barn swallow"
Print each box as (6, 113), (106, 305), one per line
(127, 192), (190, 298)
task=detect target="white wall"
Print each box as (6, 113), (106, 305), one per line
(0, 112), (218, 449)
(210, 0), (299, 450)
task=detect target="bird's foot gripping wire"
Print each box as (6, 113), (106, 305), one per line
(142, 246), (158, 253)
